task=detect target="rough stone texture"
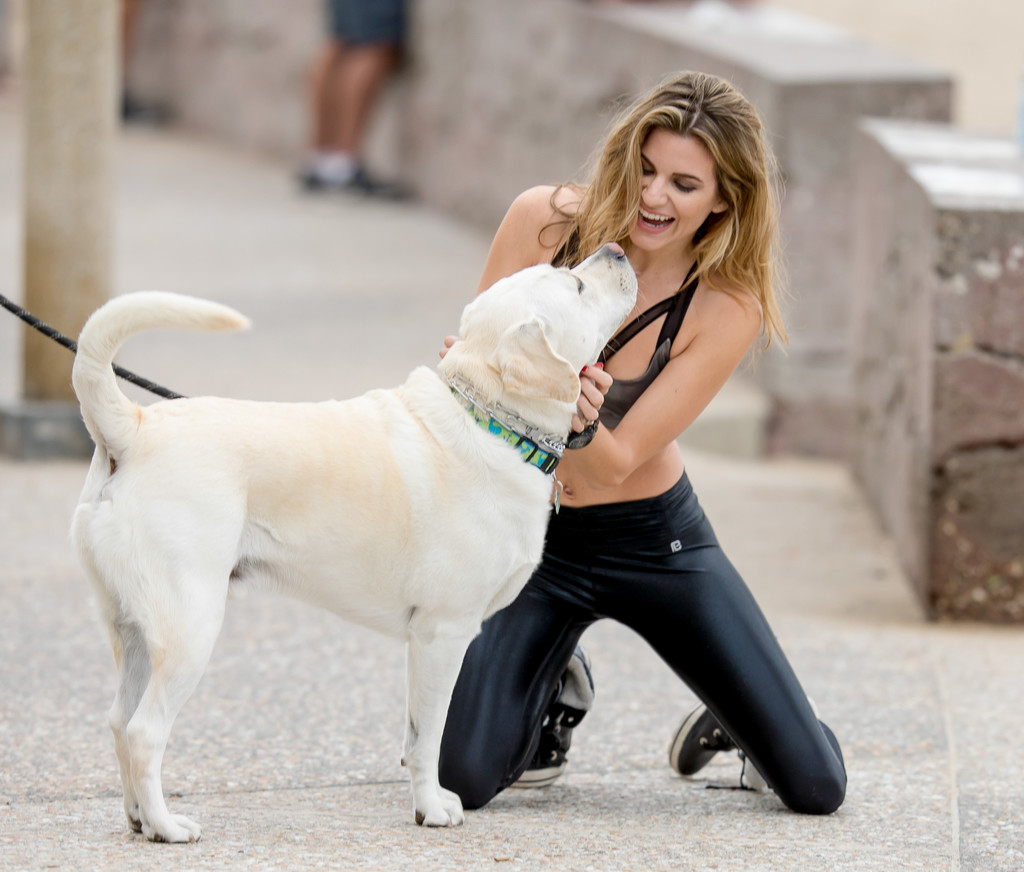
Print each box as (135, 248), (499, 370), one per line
(850, 122), (935, 609)
(932, 353), (1024, 463)
(120, 0), (952, 458)
(932, 447), (1024, 620)
(853, 119), (1024, 621)
(934, 211), (1024, 357)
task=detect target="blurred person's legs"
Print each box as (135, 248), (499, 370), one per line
(301, 0), (408, 196)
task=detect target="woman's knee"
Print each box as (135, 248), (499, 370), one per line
(438, 751), (503, 810)
(774, 721), (847, 815)
(778, 767), (847, 815)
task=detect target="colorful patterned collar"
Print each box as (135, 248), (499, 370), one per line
(446, 373), (564, 475)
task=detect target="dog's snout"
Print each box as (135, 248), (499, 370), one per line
(603, 242), (625, 260)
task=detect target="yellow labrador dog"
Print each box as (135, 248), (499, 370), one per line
(71, 243), (636, 842)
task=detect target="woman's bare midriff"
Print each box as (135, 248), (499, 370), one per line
(555, 441), (687, 508)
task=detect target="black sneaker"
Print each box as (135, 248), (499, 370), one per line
(669, 704), (769, 791)
(346, 166), (414, 200)
(668, 704), (736, 776)
(298, 165), (413, 200)
(297, 166), (355, 192)
(512, 647), (594, 789)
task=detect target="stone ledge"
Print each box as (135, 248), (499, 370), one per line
(678, 374), (770, 460)
(866, 119), (1024, 211)
(0, 401), (93, 460)
(853, 118), (1024, 621)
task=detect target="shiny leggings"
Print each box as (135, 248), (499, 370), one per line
(439, 473), (847, 815)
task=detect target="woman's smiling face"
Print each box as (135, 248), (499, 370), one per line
(629, 128), (727, 258)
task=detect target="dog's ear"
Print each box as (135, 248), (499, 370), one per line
(496, 318), (580, 403)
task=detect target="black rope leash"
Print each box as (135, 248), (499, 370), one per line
(0, 292), (184, 400)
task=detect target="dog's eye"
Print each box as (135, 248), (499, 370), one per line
(575, 277), (584, 295)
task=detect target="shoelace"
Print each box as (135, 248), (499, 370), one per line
(698, 726), (736, 752)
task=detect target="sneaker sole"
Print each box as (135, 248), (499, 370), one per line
(510, 763), (566, 789)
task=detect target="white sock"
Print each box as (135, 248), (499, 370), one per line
(309, 150), (356, 184)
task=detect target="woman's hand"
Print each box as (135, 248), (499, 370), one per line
(439, 335), (458, 360)
(571, 363), (610, 433)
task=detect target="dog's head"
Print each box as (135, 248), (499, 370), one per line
(440, 244), (637, 434)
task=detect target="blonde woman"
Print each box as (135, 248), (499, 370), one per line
(438, 71), (846, 815)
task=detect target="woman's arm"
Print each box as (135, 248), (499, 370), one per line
(474, 185), (565, 294)
(568, 284), (763, 488)
(442, 186), (560, 352)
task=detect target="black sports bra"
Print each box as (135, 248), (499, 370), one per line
(597, 263), (699, 429)
(551, 231), (699, 430)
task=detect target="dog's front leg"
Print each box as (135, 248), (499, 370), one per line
(402, 618), (475, 827)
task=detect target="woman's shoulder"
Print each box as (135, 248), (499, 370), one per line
(495, 184), (583, 262)
(507, 184), (582, 225)
(476, 185), (582, 292)
(692, 271), (764, 338)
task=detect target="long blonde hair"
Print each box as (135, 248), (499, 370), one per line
(552, 71), (787, 347)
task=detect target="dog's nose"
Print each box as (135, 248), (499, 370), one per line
(603, 242), (625, 259)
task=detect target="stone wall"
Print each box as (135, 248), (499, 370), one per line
(853, 119), (1024, 621)
(126, 0), (952, 459)
(125, 0), (324, 164)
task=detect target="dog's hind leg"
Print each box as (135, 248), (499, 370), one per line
(77, 540), (152, 835)
(126, 577), (228, 844)
(403, 617), (476, 827)
(108, 619), (152, 832)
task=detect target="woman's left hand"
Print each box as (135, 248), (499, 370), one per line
(439, 335), (458, 359)
(572, 363), (611, 433)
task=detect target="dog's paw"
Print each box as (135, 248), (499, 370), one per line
(143, 813), (202, 843)
(124, 806), (143, 833)
(414, 790), (465, 827)
(123, 799), (143, 832)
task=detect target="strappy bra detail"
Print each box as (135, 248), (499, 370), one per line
(596, 263), (699, 430)
(549, 229), (700, 429)
(598, 261), (698, 366)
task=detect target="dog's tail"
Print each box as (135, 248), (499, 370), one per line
(72, 291), (250, 457)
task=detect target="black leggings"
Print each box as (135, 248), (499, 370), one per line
(439, 473), (846, 815)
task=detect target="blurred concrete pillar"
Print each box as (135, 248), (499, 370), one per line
(23, 0), (117, 399)
(0, 0), (118, 458)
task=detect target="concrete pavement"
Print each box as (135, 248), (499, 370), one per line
(1, 97), (1022, 871)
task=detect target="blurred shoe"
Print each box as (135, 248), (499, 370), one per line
(298, 166), (350, 191)
(121, 92), (170, 125)
(346, 166), (413, 200)
(299, 164), (412, 200)
(512, 646), (594, 789)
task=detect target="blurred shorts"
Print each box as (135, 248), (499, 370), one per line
(326, 0), (406, 46)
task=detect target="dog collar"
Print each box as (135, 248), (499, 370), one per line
(446, 374), (564, 475)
